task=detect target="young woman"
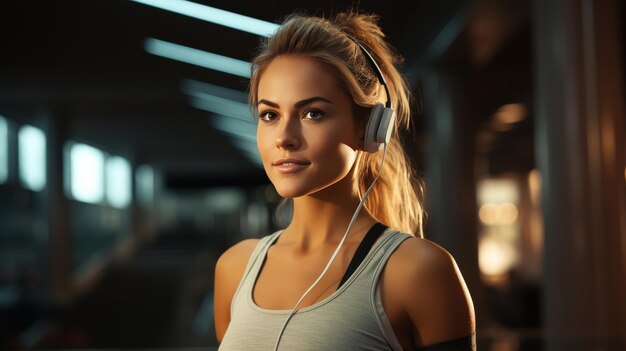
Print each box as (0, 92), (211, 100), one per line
(214, 11), (476, 351)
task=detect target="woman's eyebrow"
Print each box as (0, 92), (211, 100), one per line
(295, 96), (334, 107)
(257, 96), (334, 108)
(257, 99), (279, 108)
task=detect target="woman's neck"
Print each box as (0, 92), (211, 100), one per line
(280, 176), (378, 254)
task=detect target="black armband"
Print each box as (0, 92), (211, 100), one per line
(414, 332), (476, 351)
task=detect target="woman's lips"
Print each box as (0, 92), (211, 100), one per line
(274, 162), (310, 174)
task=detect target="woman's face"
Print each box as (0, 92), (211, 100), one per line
(256, 55), (362, 199)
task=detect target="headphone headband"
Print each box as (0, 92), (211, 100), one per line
(353, 40), (392, 109)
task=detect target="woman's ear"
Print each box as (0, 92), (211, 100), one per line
(353, 105), (370, 151)
(358, 135), (365, 150)
(356, 122), (367, 151)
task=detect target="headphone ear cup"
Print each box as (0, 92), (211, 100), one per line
(378, 106), (395, 144)
(363, 103), (395, 153)
(363, 104), (384, 153)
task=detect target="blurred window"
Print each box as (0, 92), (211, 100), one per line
(0, 116), (7, 184)
(106, 156), (131, 208)
(68, 142), (105, 204)
(18, 125), (46, 191)
(136, 164), (154, 206)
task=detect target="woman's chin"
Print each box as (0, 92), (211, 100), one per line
(273, 174), (348, 199)
(271, 177), (313, 199)
(274, 189), (304, 199)
(273, 183), (322, 199)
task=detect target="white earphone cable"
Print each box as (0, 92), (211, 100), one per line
(272, 143), (389, 351)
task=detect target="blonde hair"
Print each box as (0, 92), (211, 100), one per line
(249, 11), (426, 238)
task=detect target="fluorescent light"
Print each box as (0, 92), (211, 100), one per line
(189, 95), (253, 122)
(145, 38), (250, 78)
(181, 79), (247, 103)
(210, 115), (257, 142)
(210, 115), (262, 166)
(136, 164), (154, 205)
(179, 79), (262, 166)
(69, 143), (105, 204)
(18, 125), (46, 191)
(182, 79), (255, 121)
(131, 0), (279, 37)
(106, 156), (132, 209)
(0, 116), (7, 184)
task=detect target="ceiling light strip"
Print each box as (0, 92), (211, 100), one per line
(131, 0), (279, 37)
(144, 38), (250, 78)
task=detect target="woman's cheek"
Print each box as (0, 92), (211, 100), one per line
(257, 138), (273, 172)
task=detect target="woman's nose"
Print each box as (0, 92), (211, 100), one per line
(274, 119), (301, 149)
(275, 134), (300, 149)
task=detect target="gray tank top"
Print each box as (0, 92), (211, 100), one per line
(218, 227), (413, 351)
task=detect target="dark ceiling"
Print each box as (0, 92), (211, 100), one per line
(2, 0), (528, 188)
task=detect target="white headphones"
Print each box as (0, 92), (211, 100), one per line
(358, 41), (396, 153)
(272, 40), (395, 351)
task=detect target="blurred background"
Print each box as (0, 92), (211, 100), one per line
(0, 0), (624, 350)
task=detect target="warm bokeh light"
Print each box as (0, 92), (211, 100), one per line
(478, 178), (520, 204)
(495, 103), (527, 124)
(479, 202), (519, 225)
(479, 203), (498, 225)
(477, 177), (521, 279)
(479, 236), (518, 276)
(527, 169), (544, 257)
(528, 169), (541, 206)
(498, 202), (519, 224)
(490, 103), (527, 131)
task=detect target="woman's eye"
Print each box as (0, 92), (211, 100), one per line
(304, 109), (324, 120)
(258, 111), (277, 122)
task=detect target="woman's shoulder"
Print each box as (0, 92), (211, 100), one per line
(215, 238), (260, 281)
(218, 233), (274, 265)
(217, 230), (282, 267)
(388, 231), (454, 267)
(386, 231), (467, 300)
(386, 232), (476, 343)
(382, 231), (449, 294)
(222, 237), (261, 259)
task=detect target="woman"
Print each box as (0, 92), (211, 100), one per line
(214, 11), (476, 351)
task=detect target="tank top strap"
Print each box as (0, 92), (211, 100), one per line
(335, 229), (412, 306)
(230, 229), (284, 317)
(356, 229), (413, 282)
